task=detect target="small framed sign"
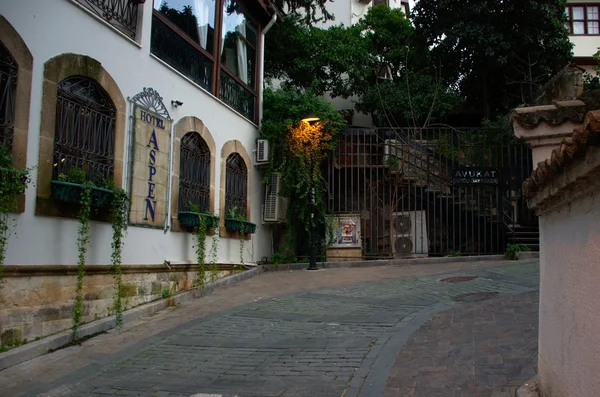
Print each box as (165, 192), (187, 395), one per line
(452, 167), (499, 185)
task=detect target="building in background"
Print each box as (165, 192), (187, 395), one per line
(565, 1), (600, 72)
(0, 0), (278, 344)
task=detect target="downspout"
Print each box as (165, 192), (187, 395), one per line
(258, 6), (278, 127)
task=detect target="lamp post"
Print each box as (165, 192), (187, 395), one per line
(301, 113), (320, 271)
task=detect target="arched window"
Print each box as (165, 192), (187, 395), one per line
(179, 132), (211, 212)
(0, 41), (17, 151)
(53, 76), (116, 184)
(225, 152), (247, 217)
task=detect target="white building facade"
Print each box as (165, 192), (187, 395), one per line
(0, 0), (277, 344)
(565, 0), (600, 72)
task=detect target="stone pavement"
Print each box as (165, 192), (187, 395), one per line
(0, 259), (539, 397)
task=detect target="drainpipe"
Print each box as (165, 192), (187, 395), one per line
(258, 6), (279, 127)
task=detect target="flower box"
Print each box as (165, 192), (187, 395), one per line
(225, 218), (257, 234)
(178, 211), (219, 229)
(51, 180), (114, 209)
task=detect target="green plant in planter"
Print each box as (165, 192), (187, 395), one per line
(110, 188), (128, 327)
(0, 144), (31, 283)
(505, 243), (530, 260)
(52, 166), (114, 210)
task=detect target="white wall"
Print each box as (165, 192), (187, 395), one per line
(1, 0), (271, 266)
(538, 191), (600, 397)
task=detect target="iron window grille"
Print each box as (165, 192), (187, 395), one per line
(0, 41), (17, 152)
(75, 0), (140, 40)
(53, 76), (116, 184)
(179, 132), (211, 212)
(225, 152), (248, 217)
(219, 72), (255, 121)
(565, 4), (600, 35)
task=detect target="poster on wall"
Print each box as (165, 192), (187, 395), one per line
(329, 214), (362, 248)
(129, 105), (171, 227)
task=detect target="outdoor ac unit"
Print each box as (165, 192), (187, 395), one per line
(255, 139), (269, 164)
(263, 173), (288, 223)
(359, 0), (372, 4)
(390, 211), (428, 256)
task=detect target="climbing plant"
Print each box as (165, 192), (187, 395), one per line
(260, 87), (345, 257)
(0, 144), (30, 283)
(189, 203), (208, 291)
(209, 231), (219, 281)
(72, 182), (92, 340)
(110, 188), (128, 327)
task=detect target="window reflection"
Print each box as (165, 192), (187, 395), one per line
(221, 0), (257, 88)
(154, 0), (216, 54)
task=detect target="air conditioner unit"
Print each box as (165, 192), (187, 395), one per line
(263, 173), (288, 223)
(390, 211), (428, 257)
(359, 0), (372, 4)
(255, 139), (269, 164)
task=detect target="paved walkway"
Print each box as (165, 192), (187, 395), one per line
(0, 259), (539, 397)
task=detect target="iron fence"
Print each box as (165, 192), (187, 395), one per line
(325, 127), (535, 258)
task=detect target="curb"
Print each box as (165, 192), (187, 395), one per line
(0, 267), (261, 372)
(264, 252), (540, 271)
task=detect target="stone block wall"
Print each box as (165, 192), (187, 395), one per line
(0, 265), (236, 345)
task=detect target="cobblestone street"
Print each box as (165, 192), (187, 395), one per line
(0, 260), (539, 397)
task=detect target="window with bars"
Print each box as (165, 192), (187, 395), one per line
(179, 132), (211, 212)
(0, 41), (17, 152)
(53, 76), (116, 185)
(225, 152), (247, 217)
(75, 0), (140, 40)
(565, 4), (600, 35)
(373, 0), (388, 6)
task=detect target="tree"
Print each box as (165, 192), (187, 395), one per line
(412, 0), (573, 119)
(266, 6), (462, 126)
(274, 0), (335, 25)
(260, 86), (345, 256)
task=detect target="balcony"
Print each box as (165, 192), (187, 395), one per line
(75, 0), (140, 40)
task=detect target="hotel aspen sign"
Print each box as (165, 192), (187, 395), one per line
(129, 105), (171, 227)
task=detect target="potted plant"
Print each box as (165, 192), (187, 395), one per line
(505, 243), (531, 260)
(51, 167), (114, 210)
(178, 202), (219, 229)
(224, 206), (257, 234)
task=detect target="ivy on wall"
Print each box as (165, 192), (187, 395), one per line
(260, 86), (345, 257)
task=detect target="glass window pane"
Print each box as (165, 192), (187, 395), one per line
(565, 7), (570, 18)
(588, 6), (599, 21)
(574, 21), (585, 34)
(572, 6), (584, 20)
(221, 0), (258, 88)
(564, 22), (571, 34)
(588, 21), (599, 34)
(154, 0), (216, 54)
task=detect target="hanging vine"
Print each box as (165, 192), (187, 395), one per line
(110, 188), (128, 328)
(194, 213), (207, 292)
(0, 145), (30, 283)
(239, 225), (245, 267)
(209, 232), (219, 281)
(72, 182), (92, 340)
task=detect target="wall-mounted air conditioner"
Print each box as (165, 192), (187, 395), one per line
(255, 139), (269, 165)
(263, 173), (288, 223)
(390, 211), (428, 257)
(359, 0), (373, 4)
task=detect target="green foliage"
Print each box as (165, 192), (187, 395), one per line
(0, 144), (30, 283)
(583, 49), (600, 92)
(271, 0), (335, 26)
(412, 0), (573, 118)
(110, 188), (128, 328)
(209, 233), (219, 282)
(266, 6), (461, 126)
(0, 337), (28, 353)
(447, 251), (462, 257)
(226, 206), (246, 266)
(261, 87), (345, 257)
(161, 289), (172, 299)
(272, 252), (297, 265)
(72, 182), (92, 341)
(505, 243), (531, 260)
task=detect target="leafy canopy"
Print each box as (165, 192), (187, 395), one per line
(412, 0), (574, 118)
(266, 5), (462, 126)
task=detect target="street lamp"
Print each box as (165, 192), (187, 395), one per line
(301, 112), (320, 271)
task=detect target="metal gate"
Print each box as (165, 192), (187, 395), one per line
(325, 127), (535, 258)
